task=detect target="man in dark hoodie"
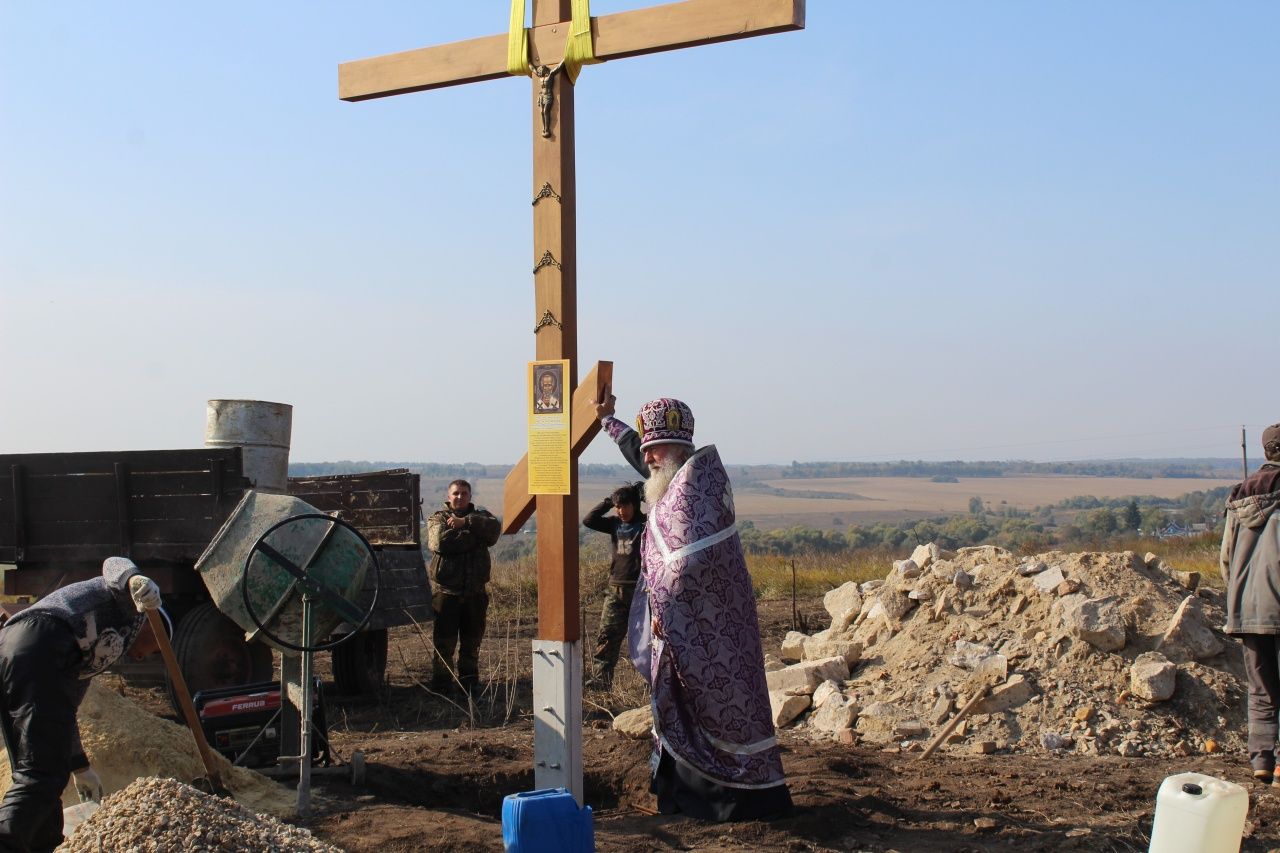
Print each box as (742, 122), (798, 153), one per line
(583, 483), (646, 689)
(0, 556), (164, 853)
(1221, 423), (1280, 784)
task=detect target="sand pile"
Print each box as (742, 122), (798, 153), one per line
(56, 776), (341, 852)
(0, 680), (296, 818)
(770, 545), (1247, 758)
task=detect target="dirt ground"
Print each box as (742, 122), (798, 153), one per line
(128, 598), (1280, 853)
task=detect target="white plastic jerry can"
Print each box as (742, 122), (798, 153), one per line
(1148, 772), (1248, 853)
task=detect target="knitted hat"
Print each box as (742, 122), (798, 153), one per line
(636, 398), (695, 451)
(1263, 423), (1280, 459)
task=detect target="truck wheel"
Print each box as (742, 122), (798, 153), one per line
(169, 602), (273, 712)
(331, 629), (388, 695)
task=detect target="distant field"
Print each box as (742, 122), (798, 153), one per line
(438, 473), (1237, 533)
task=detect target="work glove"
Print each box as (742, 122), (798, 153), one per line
(73, 767), (103, 803)
(128, 575), (162, 612)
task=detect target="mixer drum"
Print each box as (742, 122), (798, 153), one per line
(195, 491), (371, 653)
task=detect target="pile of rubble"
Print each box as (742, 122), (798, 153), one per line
(57, 776), (342, 852)
(765, 544), (1245, 758)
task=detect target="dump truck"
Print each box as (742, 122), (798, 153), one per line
(0, 449), (431, 699)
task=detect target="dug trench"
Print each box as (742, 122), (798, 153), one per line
(310, 720), (1280, 852)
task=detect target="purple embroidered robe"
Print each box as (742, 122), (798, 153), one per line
(639, 445), (785, 789)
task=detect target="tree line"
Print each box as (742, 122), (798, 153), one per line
(289, 461), (507, 479)
(783, 459), (1238, 480)
(733, 486), (1232, 557)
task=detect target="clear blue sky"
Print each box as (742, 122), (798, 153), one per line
(2, 2), (1276, 466)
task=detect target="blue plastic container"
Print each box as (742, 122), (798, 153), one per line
(501, 788), (594, 853)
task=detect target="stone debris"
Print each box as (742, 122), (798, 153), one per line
(927, 696), (953, 725)
(824, 582), (864, 630)
(910, 543), (943, 570)
(769, 688), (811, 728)
(1032, 565), (1066, 593)
(812, 680), (843, 708)
(780, 631), (807, 662)
(950, 641), (1003, 674)
(972, 675), (1037, 715)
(1057, 594), (1127, 652)
(765, 656), (850, 693)
(1158, 596), (1225, 662)
(810, 692), (857, 733)
(1019, 560), (1048, 577)
(613, 705), (654, 739)
(1147, 551), (1202, 591)
(774, 545), (1246, 758)
(56, 776), (341, 852)
(802, 634), (863, 666)
(1130, 652), (1178, 701)
(1041, 731), (1071, 751)
(895, 720), (927, 739)
(894, 559), (921, 579)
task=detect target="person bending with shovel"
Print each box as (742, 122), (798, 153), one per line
(0, 556), (164, 853)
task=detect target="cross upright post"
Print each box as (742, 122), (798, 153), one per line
(529, 1), (580, 648)
(340, 0), (804, 805)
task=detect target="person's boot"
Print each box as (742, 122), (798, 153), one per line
(430, 667), (455, 695)
(1253, 750), (1275, 784)
(586, 661), (614, 690)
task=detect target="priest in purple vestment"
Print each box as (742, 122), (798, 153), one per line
(614, 397), (792, 822)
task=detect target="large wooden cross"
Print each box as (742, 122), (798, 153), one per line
(341, 0), (803, 799)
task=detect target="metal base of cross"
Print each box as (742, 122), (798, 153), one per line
(532, 638), (584, 803)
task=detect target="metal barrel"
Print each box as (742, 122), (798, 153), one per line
(205, 400), (292, 494)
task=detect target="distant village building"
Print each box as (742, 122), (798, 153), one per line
(1155, 521), (1210, 540)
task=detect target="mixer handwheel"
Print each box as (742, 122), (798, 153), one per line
(240, 513), (381, 654)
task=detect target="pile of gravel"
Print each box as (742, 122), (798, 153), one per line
(58, 776), (343, 852)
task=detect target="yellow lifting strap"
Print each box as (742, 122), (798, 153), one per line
(507, 0), (599, 82)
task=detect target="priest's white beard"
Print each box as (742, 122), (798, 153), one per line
(645, 455), (687, 505)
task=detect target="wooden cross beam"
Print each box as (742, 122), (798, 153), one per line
(340, 0), (804, 646)
(340, 0), (805, 100)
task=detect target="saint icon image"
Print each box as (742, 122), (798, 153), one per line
(533, 366), (563, 415)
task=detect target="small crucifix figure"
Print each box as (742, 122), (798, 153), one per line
(533, 63), (563, 139)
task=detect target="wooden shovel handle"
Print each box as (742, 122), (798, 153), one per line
(146, 608), (224, 791)
(917, 683), (993, 762)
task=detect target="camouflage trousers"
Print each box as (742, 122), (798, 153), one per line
(431, 591), (489, 691)
(591, 583), (637, 683)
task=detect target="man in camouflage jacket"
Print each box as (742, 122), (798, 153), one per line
(427, 479), (501, 694)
